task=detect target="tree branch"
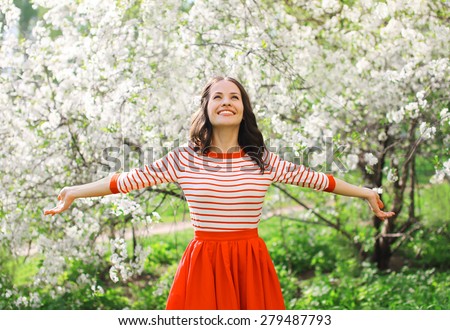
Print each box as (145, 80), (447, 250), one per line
(390, 223), (423, 255)
(272, 183), (354, 242)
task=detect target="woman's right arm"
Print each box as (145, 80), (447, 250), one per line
(44, 173), (116, 216)
(44, 147), (181, 216)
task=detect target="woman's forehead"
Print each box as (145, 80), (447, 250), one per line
(210, 80), (241, 94)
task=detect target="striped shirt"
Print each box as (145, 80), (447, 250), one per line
(110, 144), (336, 232)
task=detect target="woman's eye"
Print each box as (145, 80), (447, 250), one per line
(232, 96), (239, 99)
(214, 95), (221, 99)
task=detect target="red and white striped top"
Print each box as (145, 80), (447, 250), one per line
(110, 144), (336, 232)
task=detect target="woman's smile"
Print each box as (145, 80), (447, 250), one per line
(217, 109), (236, 116)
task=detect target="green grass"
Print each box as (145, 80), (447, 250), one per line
(0, 253), (41, 287)
(290, 266), (449, 310)
(416, 182), (450, 224)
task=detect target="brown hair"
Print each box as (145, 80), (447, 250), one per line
(189, 76), (267, 173)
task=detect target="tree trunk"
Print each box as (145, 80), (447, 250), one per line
(372, 216), (394, 269)
(364, 135), (395, 270)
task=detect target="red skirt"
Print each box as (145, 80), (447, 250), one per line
(165, 228), (285, 310)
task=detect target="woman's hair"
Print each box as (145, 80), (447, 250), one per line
(189, 76), (267, 174)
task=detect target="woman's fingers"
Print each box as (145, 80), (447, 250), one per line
(377, 198), (384, 209)
(44, 204), (63, 216)
(44, 207), (58, 216)
(375, 210), (396, 220)
(44, 192), (72, 216)
(368, 191), (395, 221)
(372, 191), (384, 209)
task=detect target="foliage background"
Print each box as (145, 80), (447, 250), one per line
(0, 0), (448, 309)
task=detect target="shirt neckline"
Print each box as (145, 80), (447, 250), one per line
(205, 149), (246, 159)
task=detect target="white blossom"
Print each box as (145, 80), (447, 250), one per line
(356, 58), (371, 74)
(381, 18), (403, 38)
(342, 5), (361, 23)
(109, 266), (119, 283)
(378, 131), (388, 142)
(28, 292), (42, 308)
(321, 0), (340, 12)
(443, 159), (450, 176)
(372, 187), (383, 194)
(440, 108), (449, 124)
(361, 0), (373, 10)
(419, 122), (436, 140)
(5, 289), (13, 298)
(401, 28), (418, 41)
(374, 3), (389, 19)
(91, 284), (105, 295)
(15, 296), (28, 308)
(404, 102), (420, 119)
(387, 108), (405, 123)
(416, 90), (425, 100)
(387, 168), (399, 182)
(430, 170), (445, 185)
(364, 153), (379, 166)
(345, 154), (359, 171)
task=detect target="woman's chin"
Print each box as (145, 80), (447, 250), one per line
(211, 119), (241, 127)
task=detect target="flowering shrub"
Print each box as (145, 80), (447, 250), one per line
(0, 0), (448, 308)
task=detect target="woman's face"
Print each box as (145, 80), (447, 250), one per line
(207, 80), (244, 128)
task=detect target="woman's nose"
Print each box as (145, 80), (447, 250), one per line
(222, 98), (231, 106)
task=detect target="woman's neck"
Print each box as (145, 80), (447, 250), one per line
(210, 127), (240, 153)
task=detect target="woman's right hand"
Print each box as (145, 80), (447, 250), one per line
(44, 187), (76, 216)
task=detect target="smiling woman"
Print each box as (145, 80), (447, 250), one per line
(45, 76), (394, 310)
(206, 80), (244, 152)
(190, 76), (267, 174)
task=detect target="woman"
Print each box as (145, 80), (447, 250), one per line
(44, 76), (395, 309)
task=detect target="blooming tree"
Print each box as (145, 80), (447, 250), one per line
(0, 0), (448, 307)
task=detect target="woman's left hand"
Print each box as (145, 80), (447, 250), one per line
(365, 189), (396, 220)
(331, 178), (396, 220)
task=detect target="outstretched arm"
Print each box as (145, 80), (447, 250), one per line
(44, 148), (180, 216)
(44, 173), (116, 216)
(332, 178), (395, 220)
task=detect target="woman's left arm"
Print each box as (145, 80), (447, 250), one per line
(332, 178), (395, 221)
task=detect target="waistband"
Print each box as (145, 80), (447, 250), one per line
(194, 228), (259, 241)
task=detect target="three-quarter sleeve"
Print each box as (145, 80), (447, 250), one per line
(109, 149), (180, 194)
(265, 150), (335, 192)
